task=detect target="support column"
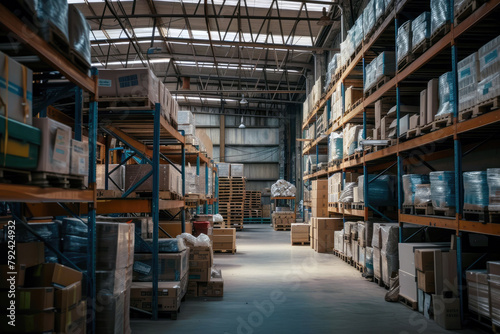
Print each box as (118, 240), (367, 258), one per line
(220, 115), (225, 162)
(151, 103), (161, 320)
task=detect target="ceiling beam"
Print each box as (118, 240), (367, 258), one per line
(170, 89), (305, 94)
(86, 14), (338, 21)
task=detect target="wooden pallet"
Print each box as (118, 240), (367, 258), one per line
(412, 38), (431, 55)
(345, 98), (363, 116)
(30, 172), (85, 189)
(405, 126), (421, 140)
(291, 241), (310, 246)
(355, 262), (364, 273)
(463, 205), (489, 223)
(351, 202), (365, 210)
(214, 248), (237, 254)
(402, 205), (414, 215)
(397, 53), (415, 72)
(431, 113), (453, 131)
(365, 76), (391, 97)
(0, 168), (32, 184)
(85, 96), (155, 111)
(454, 0), (483, 25)
(134, 191), (180, 200)
(399, 295), (418, 310)
(433, 207), (456, 217)
(69, 49), (91, 74)
(489, 211), (500, 224)
(430, 22), (451, 45)
(274, 226), (291, 231)
(44, 22), (70, 57)
(414, 203), (434, 215)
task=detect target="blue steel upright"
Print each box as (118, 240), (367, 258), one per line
(152, 103), (161, 320)
(182, 142), (186, 233)
(196, 155), (201, 214)
(205, 163), (209, 213)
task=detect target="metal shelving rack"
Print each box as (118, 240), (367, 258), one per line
(301, 0), (500, 323)
(0, 4), (99, 332)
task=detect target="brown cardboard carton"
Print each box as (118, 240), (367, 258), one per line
(345, 86), (363, 110)
(189, 267), (211, 282)
(18, 287), (54, 311)
(133, 250), (189, 281)
(189, 246), (213, 266)
(15, 242), (45, 268)
(213, 228), (236, 236)
(189, 260), (212, 269)
(417, 270), (435, 293)
(433, 295), (461, 329)
(130, 281), (181, 312)
(415, 249), (436, 272)
(159, 221), (193, 237)
(316, 218), (343, 230)
(311, 180), (328, 191)
(291, 223), (309, 234)
(0, 311), (55, 332)
(198, 277), (224, 297)
(55, 281), (82, 311)
(55, 300), (87, 334)
(427, 79), (439, 123)
(25, 263), (82, 288)
(213, 241), (235, 250)
(434, 250), (458, 296)
(187, 281), (198, 297)
(420, 89), (427, 126)
(0, 264), (25, 288)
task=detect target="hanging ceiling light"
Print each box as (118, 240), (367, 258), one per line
(239, 116), (246, 129)
(317, 7), (333, 26)
(240, 93), (248, 104)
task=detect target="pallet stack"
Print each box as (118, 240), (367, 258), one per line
(244, 190), (262, 218)
(213, 228), (237, 254)
(272, 211), (295, 231)
(218, 177), (246, 229)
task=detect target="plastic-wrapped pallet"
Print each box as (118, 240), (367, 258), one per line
(436, 71), (454, 117)
(478, 35), (500, 80)
(429, 171), (455, 209)
(414, 184), (432, 205)
(466, 270), (490, 318)
(458, 52), (479, 111)
(366, 247), (374, 276)
(396, 20), (412, 64)
(364, 58), (377, 93)
(430, 0), (450, 36)
(463, 171), (489, 210)
(15, 222), (60, 263)
(326, 54), (339, 88)
(33, 0), (69, 44)
(375, 0), (385, 23)
(381, 251), (399, 286)
(178, 124), (196, 136)
(353, 15), (364, 49)
(488, 262), (500, 328)
(339, 182), (357, 203)
(411, 12), (431, 50)
(331, 87), (343, 121)
(384, 0), (394, 12)
(68, 5), (91, 67)
(371, 222), (399, 249)
(303, 97), (309, 122)
(334, 230), (344, 252)
(328, 132), (343, 162)
(217, 163), (231, 177)
(343, 124), (363, 156)
(380, 224), (399, 255)
(402, 174), (430, 206)
(477, 73), (500, 104)
(271, 179), (296, 197)
(363, 0), (375, 40)
(375, 51), (396, 82)
(487, 168), (500, 211)
(177, 110), (195, 125)
(357, 175), (395, 206)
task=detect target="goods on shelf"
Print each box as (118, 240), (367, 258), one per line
(376, 52), (396, 83)
(15, 222), (60, 263)
(340, 32), (354, 68)
(352, 14), (364, 49)
(97, 164), (125, 191)
(311, 180), (328, 216)
(331, 86), (343, 121)
(430, 0), (451, 36)
(328, 172), (342, 203)
(339, 182), (356, 203)
(178, 110), (195, 125)
(316, 113), (327, 135)
(357, 175), (395, 206)
(291, 223), (310, 244)
(396, 20), (412, 65)
(365, 247), (374, 276)
(358, 221), (374, 248)
(328, 132), (343, 162)
(488, 168), (500, 211)
(70, 139), (89, 176)
(311, 217), (343, 253)
(178, 124), (195, 136)
(457, 52), (479, 111)
(477, 73), (500, 104)
(98, 68), (158, 103)
(0, 115), (40, 169)
(311, 76), (324, 106)
(414, 184), (432, 205)
(478, 35), (500, 81)
(427, 78), (440, 123)
(217, 162), (231, 177)
(334, 230), (344, 253)
(343, 124), (362, 156)
(125, 164), (181, 195)
(325, 53), (340, 88)
(363, 0), (375, 40)
(402, 174), (430, 206)
(0, 51), (33, 124)
(489, 262), (500, 327)
(463, 171), (489, 210)
(25, 0), (69, 45)
(375, 0), (385, 23)
(436, 71), (454, 117)
(303, 95), (310, 123)
(365, 57), (378, 93)
(429, 171), (455, 210)
(271, 179), (296, 197)
(380, 224), (398, 286)
(420, 89), (428, 126)
(345, 86), (363, 111)
(61, 218), (88, 270)
(466, 269), (489, 318)
(34, 117), (71, 174)
(412, 12), (431, 51)
(68, 4), (91, 67)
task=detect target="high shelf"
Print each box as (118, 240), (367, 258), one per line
(0, 4), (99, 332)
(301, 0), (500, 323)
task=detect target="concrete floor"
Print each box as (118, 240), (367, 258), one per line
(131, 225), (485, 334)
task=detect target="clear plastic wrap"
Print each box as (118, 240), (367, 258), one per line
(414, 184), (432, 205)
(487, 168), (500, 211)
(343, 124), (363, 156)
(326, 54), (339, 88)
(134, 237), (187, 253)
(373, 247), (381, 277)
(177, 110), (195, 125)
(357, 174), (395, 206)
(133, 250), (188, 282)
(334, 230), (344, 252)
(331, 87), (343, 121)
(463, 171), (489, 209)
(375, 0), (385, 22)
(384, 0), (394, 12)
(466, 270), (490, 317)
(61, 251), (87, 270)
(359, 246), (366, 267)
(458, 52), (479, 111)
(97, 216), (152, 240)
(360, 221), (374, 247)
(96, 290), (125, 334)
(430, 0), (450, 35)
(353, 15), (364, 49)
(15, 222), (60, 241)
(179, 232), (211, 247)
(339, 182), (357, 202)
(396, 20), (412, 64)
(402, 174), (430, 206)
(358, 222), (366, 245)
(178, 124), (196, 136)
(61, 235), (87, 253)
(34, 0), (69, 43)
(271, 179), (297, 197)
(217, 163), (231, 177)
(376, 51), (396, 81)
(490, 273), (500, 326)
(363, 0), (375, 39)
(364, 58), (377, 92)
(213, 214), (224, 222)
(96, 222), (135, 270)
(61, 218), (88, 237)
(68, 5), (90, 67)
(436, 71), (454, 117)
(429, 171), (456, 209)
(478, 35), (500, 81)
(96, 268), (128, 296)
(328, 131), (343, 162)
(380, 224), (399, 255)
(411, 12), (431, 49)
(366, 247), (374, 276)
(381, 250), (399, 286)
(477, 73), (500, 104)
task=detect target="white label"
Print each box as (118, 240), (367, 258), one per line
(53, 128), (69, 163)
(98, 79), (112, 87)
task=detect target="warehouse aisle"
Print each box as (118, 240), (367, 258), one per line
(131, 225), (483, 334)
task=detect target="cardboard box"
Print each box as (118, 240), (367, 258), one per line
(0, 264), (25, 288)
(399, 269), (417, 302)
(189, 267), (211, 282)
(316, 218), (343, 231)
(434, 250), (458, 296)
(55, 281), (82, 311)
(189, 246), (213, 266)
(433, 295), (461, 329)
(427, 78), (439, 123)
(311, 180), (328, 191)
(55, 300), (86, 334)
(130, 281), (182, 312)
(213, 228), (236, 236)
(187, 281), (198, 297)
(417, 270), (435, 293)
(420, 89), (427, 126)
(0, 51), (33, 125)
(213, 241), (235, 250)
(409, 114), (419, 130)
(96, 222), (135, 270)
(98, 68), (158, 103)
(353, 186), (359, 202)
(398, 243), (449, 275)
(18, 287), (54, 311)
(399, 114), (409, 135)
(125, 164), (180, 193)
(159, 221), (193, 237)
(198, 277), (224, 297)
(0, 311), (55, 332)
(34, 117), (71, 174)
(12, 242), (45, 268)
(345, 86), (363, 110)
(133, 249), (189, 281)
(70, 139), (88, 176)
(291, 223), (309, 234)
(25, 263), (82, 288)
(217, 163), (231, 177)
(415, 248), (438, 272)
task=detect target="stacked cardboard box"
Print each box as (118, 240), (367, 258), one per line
(328, 173), (342, 203)
(488, 262), (500, 329)
(466, 270), (489, 318)
(96, 222), (135, 334)
(159, 220), (193, 237)
(272, 211), (295, 231)
(186, 245), (223, 297)
(311, 180), (328, 216)
(291, 223), (310, 245)
(311, 218), (343, 253)
(213, 228), (236, 253)
(124, 164), (181, 196)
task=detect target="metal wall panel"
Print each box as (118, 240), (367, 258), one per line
(244, 164), (279, 180)
(197, 128), (220, 145)
(224, 147), (279, 163)
(225, 128), (279, 145)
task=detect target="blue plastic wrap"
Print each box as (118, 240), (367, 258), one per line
(328, 132), (343, 161)
(477, 73), (500, 104)
(61, 251), (87, 270)
(458, 52), (479, 111)
(414, 184), (432, 205)
(363, 0), (375, 39)
(396, 20), (412, 64)
(430, 171), (455, 209)
(62, 235), (88, 253)
(478, 35), (500, 81)
(134, 238), (183, 253)
(430, 0), (450, 36)
(411, 12), (431, 49)
(436, 71), (454, 117)
(358, 175), (395, 206)
(376, 51), (396, 80)
(364, 57), (377, 92)
(15, 222), (60, 241)
(35, 0), (70, 43)
(463, 171), (489, 209)
(402, 174), (430, 206)
(61, 218), (88, 237)
(375, 0), (385, 23)
(352, 15), (364, 50)
(68, 4), (90, 67)
(487, 168), (500, 211)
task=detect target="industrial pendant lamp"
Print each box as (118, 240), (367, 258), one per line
(240, 93), (248, 104)
(239, 116), (246, 129)
(317, 7), (333, 26)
